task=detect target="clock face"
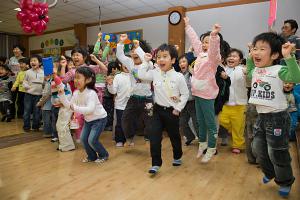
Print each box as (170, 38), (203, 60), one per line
(169, 11), (181, 25)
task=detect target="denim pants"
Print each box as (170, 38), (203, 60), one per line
(81, 117), (108, 161)
(195, 96), (217, 148)
(179, 100), (198, 141)
(252, 111), (295, 187)
(42, 110), (52, 136)
(115, 109), (126, 143)
(23, 93), (41, 130)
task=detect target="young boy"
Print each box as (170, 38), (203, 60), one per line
(0, 64), (13, 122)
(247, 32), (300, 197)
(283, 82), (298, 141)
(138, 43), (189, 175)
(107, 61), (131, 147)
(22, 55), (44, 132)
(11, 57), (29, 118)
(116, 34), (153, 145)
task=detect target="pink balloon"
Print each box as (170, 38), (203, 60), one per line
(23, 25), (32, 33)
(16, 11), (26, 21)
(22, 18), (31, 26)
(43, 15), (49, 23)
(31, 21), (38, 29)
(28, 12), (38, 21)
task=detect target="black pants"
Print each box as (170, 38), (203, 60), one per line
(11, 90), (17, 117)
(17, 91), (25, 118)
(0, 100), (12, 120)
(179, 100), (198, 141)
(147, 104), (183, 167)
(121, 96), (152, 139)
(103, 97), (114, 128)
(115, 109), (126, 143)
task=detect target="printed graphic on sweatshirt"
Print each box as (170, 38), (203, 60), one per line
(250, 68), (276, 101)
(132, 68), (141, 83)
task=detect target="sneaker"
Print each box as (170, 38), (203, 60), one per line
(116, 142), (124, 147)
(262, 176), (272, 184)
(75, 139), (81, 144)
(148, 166), (160, 174)
(201, 148), (216, 163)
(196, 142), (207, 158)
(232, 148), (241, 154)
(82, 157), (93, 163)
(95, 157), (108, 164)
(278, 186), (291, 197)
(185, 138), (194, 146)
(51, 137), (58, 142)
(172, 159), (182, 166)
(127, 138), (135, 147)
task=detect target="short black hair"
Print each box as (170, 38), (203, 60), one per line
(18, 57), (29, 65)
(200, 31), (224, 43)
(0, 64), (12, 73)
(30, 54), (42, 64)
(220, 40), (231, 61)
(75, 67), (97, 92)
(178, 54), (193, 66)
(0, 56), (7, 64)
(131, 40), (152, 53)
(156, 43), (178, 60)
(71, 46), (88, 58)
(13, 44), (25, 54)
(284, 19), (298, 33)
(228, 48), (244, 60)
(107, 59), (122, 75)
(252, 32), (285, 64)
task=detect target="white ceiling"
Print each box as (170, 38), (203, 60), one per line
(0, 0), (238, 34)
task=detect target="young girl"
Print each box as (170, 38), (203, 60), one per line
(107, 60), (131, 147)
(138, 43), (189, 175)
(184, 17), (221, 162)
(56, 67), (108, 162)
(60, 47), (107, 142)
(219, 48), (248, 154)
(178, 54), (198, 146)
(22, 55), (44, 131)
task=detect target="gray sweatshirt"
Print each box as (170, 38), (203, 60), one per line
(23, 68), (44, 95)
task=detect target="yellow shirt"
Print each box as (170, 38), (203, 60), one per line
(13, 71), (26, 92)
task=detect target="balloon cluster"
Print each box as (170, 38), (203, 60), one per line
(16, 0), (49, 35)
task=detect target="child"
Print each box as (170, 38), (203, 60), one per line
(107, 60), (131, 147)
(22, 55), (44, 131)
(178, 54), (199, 145)
(116, 34), (153, 145)
(11, 57), (29, 119)
(219, 48), (248, 154)
(247, 32), (300, 197)
(60, 47), (107, 142)
(138, 44), (189, 174)
(56, 67), (108, 162)
(184, 17), (221, 162)
(283, 82), (298, 141)
(0, 64), (13, 122)
(36, 75), (53, 138)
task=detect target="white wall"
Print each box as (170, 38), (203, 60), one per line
(29, 30), (76, 51)
(185, 0), (300, 54)
(87, 15), (168, 50)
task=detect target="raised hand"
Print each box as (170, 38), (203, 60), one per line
(247, 42), (254, 59)
(106, 75), (113, 85)
(90, 54), (99, 63)
(282, 42), (296, 58)
(132, 40), (140, 49)
(183, 17), (190, 26)
(97, 32), (102, 41)
(144, 53), (153, 62)
(105, 40), (110, 46)
(211, 24), (221, 36)
(119, 34), (128, 44)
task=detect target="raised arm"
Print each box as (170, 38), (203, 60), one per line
(207, 24), (221, 66)
(184, 17), (202, 56)
(22, 71), (30, 91)
(137, 53), (154, 81)
(107, 75), (117, 95)
(102, 40), (110, 61)
(116, 34), (134, 71)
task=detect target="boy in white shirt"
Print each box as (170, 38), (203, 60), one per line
(107, 61), (131, 147)
(138, 43), (189, 175)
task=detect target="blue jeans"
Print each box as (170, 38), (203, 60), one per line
(289, 111), (298, 141)
(23, 93), (41, 130)
(42, 110), (52, 136)
(80, 117), (108, 161)
(252, 111), (295, 187)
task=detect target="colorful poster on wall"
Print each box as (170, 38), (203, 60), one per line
(41, 38), (65, 60)
(102, 29), (143, 54)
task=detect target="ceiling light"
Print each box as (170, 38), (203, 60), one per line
(14, 8), (21, 11)
(0, 21), (2, 23)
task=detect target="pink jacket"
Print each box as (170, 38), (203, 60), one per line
(185, 25), (221, 99)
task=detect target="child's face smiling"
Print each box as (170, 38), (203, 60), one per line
(19, 62), (28, 71)
(226, 51), (241, 68)
(156, 50), (174, 72)
(283, 82), (294, 92)
(0, 67), (8, 77)
(72, 52), (85, 67)
(179, 57), (188, 73)
(30, 58), (40, 70)
(202, 36), (209, 52)
(130, 48), (142, 65)
(74, 72), (87, 92)
(252, 41), (278, 68)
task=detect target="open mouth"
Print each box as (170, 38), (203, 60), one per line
(227, 60), (235, 66)
(254, 57), (262, 64)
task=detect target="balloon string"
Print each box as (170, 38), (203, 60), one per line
(98, 5), (101, 31)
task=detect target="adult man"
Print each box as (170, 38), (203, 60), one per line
(281, 19), (300, 61)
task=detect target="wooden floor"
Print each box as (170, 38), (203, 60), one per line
(0, 119), (25, 137)
(0, 131), (299, 200)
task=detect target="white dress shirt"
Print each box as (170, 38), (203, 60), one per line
(107, 72), (131, 110)
(138, 62), (189, 112)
